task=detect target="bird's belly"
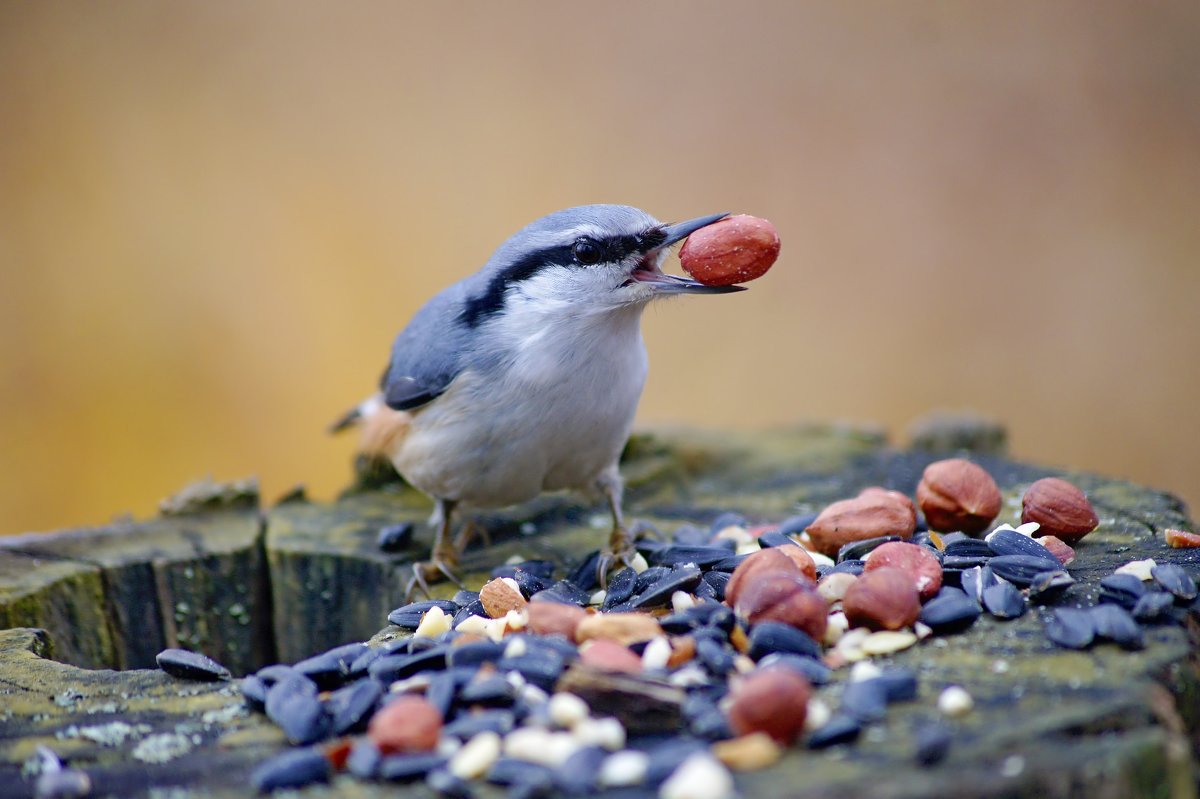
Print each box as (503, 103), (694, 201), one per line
(393, 361), (644, 508)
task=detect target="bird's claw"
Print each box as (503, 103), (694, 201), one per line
(596, 519), (658, 587)
(404, 557), (465, 601)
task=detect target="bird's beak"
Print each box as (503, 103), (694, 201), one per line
(630, 212), (746, 295)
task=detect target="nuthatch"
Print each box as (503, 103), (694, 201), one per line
(333, 205), (743, 594)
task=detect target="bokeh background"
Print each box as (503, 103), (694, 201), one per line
(2, 2), (1198, 536)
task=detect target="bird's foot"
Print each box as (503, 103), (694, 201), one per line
(404, 555), (465, 601)
(452, 519), (491, 555)
(595, 519), (659, 587)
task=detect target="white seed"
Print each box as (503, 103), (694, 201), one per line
(504, 670), (526, 690)
(504, 608), (528, 630)
(807, 550), (836, 570)
(834, 627), (870, 662)
(823, 611), (849, 645)
(642, 636), (672, 671)
(504, 727), (579, 767)
(598, 750), (650, 787)
(414, 606), (450, 639)
(590, 590), (607, 606)
(714, 525), (753, 545)
(937, 685), (974, 717)
(629, 552), (650, 574)
(914, 621), (933, 640)
(572, 716), (626, 750)
(862, 630), (918, 656)
(1115, 558), (1157, 581)
(1014, 522), (1041, 536)
(818, 573), (857, 604)
(849, 661), (882, 683)
(500, 576), (522, 595)
(669, 664), (711, 688)
(735, 542), (762, 556)
(454, 614), (491, 636)
(449, 731), (501, 779)
(671, 591), (697, 614)
(804, 697), (832, 732)
(1000, 754), (1025, 778)
(659, 753), (735, 799)
(520, 683), (549, 706)
(548, 692), (590, 728)
(504, 637), (527, 659)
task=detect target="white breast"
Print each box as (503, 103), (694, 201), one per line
(393, 303), (648, 508)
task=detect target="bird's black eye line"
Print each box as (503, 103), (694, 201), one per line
(571, 237), (604, 266)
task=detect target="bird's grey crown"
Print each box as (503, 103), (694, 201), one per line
(380, 204), (663, 412)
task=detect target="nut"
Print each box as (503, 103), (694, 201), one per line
(726, 667), (812, 744)
(1021, 478), (1098, 543)
(578, 639), (643, 673)
(804, 488), (917, 557)
(479, 577), (528, 618)
(842, 567), (921, 631)
(576, 612), (664, 646)
(863, 541), (943, 601)
(816, 572), (858, 604)
(526, 600), (588, 639)
(368, 695), (442, 753)
(916, 459), (1002, 535)
(733, 573), (828, 641)
(711, 732), (783, 771)
(725, 547), (813, 608)
(1037, 534), (1076, 565)
(1166, 528), (1200, 549)
(678, 214), (780, 286)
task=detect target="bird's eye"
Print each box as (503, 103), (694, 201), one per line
(571, 238), (604, 266)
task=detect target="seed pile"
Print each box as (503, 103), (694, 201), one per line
(149, 458), (1199, 797)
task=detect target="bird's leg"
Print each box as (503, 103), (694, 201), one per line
(452, 517), (491, 554)
(406, 498), (466, 600)
(594, 468), (656, 586)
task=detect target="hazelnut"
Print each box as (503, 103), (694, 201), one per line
(727, 667), (811, 744)
(916, 459), (1002, 535)
(805, 488), (917, 557)
(575, 612), (664, 646)
(579, 639), (643, 673)
(863, 541), (943, 601)
(678, 214), (780, 287)
(1166, 528), (1200, 549)
(526, 600), (588, 639)
(1021, 478), (1098, 543)
(1037, 535), (1076, 565)
(479, 577), (527, 619)
(725, 547), (812, 609)
(842, 567), (921, 631)
(734, 573), (828, 641)
(368, 695), (442, 753)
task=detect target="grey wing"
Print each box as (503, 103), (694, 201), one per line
(380, 283), (474, 411)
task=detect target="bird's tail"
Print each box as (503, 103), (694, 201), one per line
(328, 393), (411, 459)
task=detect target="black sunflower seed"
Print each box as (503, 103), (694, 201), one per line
(425, 671), (459, 718)
(646, 738), (709, 785)
(695, 637), (737, 676)
(649, 544), (735, 569)
(831, 559), (866, 576)
(1089, 604), (1145, 650)
(266, 674), (331, 745)
(1152, 564), (1198, 602)
(837, 536), (902, 563)
(943, 538), (994, 558)
(555, 746), (606, 794)
(988, 555), (1064, 588)
(255, 664), (296, 685)
(629, 565), (703, 609)
(346, 740), (382, 779)
(1097, 574), (1147, 610)
(447, 640), (506, 669)
(841, 678), (889, 722)
(425, 768), (473, 799)
(508, 570), (550, 598)
(601, 568), (638, 610)
(985, 528), (1059, 565)
(532, 580), (591, 607)
(1132, 591), (1175, 622)
(919, 590), (982, 634)
(443, 710), (516, 739)
(709, 511), (747, 535)
(747, 621), (821, 660)
(959, 564), (998, 602)
(758, 653), (831, 685)
(328, 678), (382, 735)
(155, 648), (231, 682)
(914, 723), (953, 766)
(458, 674), (516, 707)
(806, 714), (862, 749)
(486, 757), (555, 789)
(1027, 570), (1075, 604)
(369, 646), (449, 683)
(709, 553), (752, 573)
(1045, 607), (1095, 649)
(294, 642), (368, 690)
(778, 513), (819, 538)
(376, 522), (415, 553)
(387, 600), (458, 628)
(379, 752), (448, 783)
(757, 530), (800, 549)
(672, 524), (712, 546)
(568, 551), (603, 592)
(982, 581), (1026, 620)
(251, 748), (331, 792)
(241, 676), (268, 709)
(940, 555), (993, 572)
(496, 559), (556, 580)
(875, 668), (919, 702)
(497, 651), (565, 690)
(452, 589), (482, 607)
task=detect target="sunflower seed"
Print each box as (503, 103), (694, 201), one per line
(251, 748), (331, 792)
(328, 679), (382, 736)
(982, 582), (1026, 619)
(988, 555), (1064, 588)
(960, 565), (998, 602)
(1089, 604), (1144, 650)
(378, 752), (448, 783)
(155, 648), (231, 682)
(806, 714), (862, 749)
(1132, 591), (1176, 622)
(837, 536), (902, 563)
(747, 621), (821, 660)
(1098, 574), (1147, 610)
(376, 522), (415, 553)
(985, 528), (1059, 566)
(1027, 570), (1075, 603)
(1152, 564), (1198, 602)
(919, 590), (982, 634)
(1045, 607), (1095, 649)
(388, 600), (459, 628)
(943, 538), (994, 558)
(914, 723), (953, 766)
(601, 568), (638, 610)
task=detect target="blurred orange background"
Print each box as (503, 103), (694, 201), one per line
(2, 2), (1198, 536)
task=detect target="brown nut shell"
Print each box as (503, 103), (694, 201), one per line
(678, 214), (780, 286)
(804, 488), (917, 557)
(526, 600), (588, 639)
(725, 547), (813, 609)
(368, 695), (442, 753)
(727, 667), (811, 744)
(842, 567), (921, 631)
(734, 573), (829, 642)
(1022, 477), (1098, 543)
(863, 541), (943, 601)
(916, 459), (1002, 535)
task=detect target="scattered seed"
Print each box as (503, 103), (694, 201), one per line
(861, 630), (918, 656)
(937, 685), (974, 717)
(1098, 573), (1147, 609)
(913, 723), (953, 766)
(597, 750), (650, 787)
(379, 752), (448, 783)
(1152, 563), (1198, 602)
(251, 748), (331, 792)
(659, 753), (735, 799)
(377, 522), (415, 552)
(1089, 604), (1145, 650)
(448, 731), (502, 779)
(987, 555), (1064, 588)
(1114, 559), (1157, 581)
(1132, 591), (1175, 622)
(388, 600), (458, 629)
(806, 714), (862, 749)
(985, 528), (1059, 565)
(1045, 608), (1095, 650)
(918, 590), (982, 634)
(155, 648), (231, 682)
(982, 582), (1026, 620)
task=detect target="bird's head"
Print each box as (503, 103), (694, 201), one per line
(461, 205), (743, 327)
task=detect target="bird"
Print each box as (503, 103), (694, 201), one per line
(332, 204), (745, 595)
